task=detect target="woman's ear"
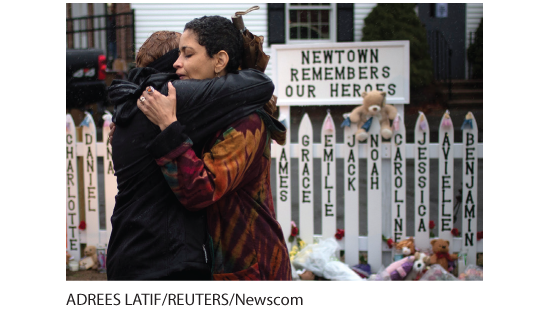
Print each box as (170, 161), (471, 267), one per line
(214, 50), (229, 75)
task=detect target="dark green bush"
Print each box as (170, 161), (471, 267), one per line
(467, 19), (483, 79)
(361, 3), (433, 89)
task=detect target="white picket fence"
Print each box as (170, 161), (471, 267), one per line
(66, 112), (116, 261)
(66, 110), (483, 272)
(271, 109), (482, 271)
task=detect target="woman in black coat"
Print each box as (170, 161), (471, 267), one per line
(106, 30), (275, 280)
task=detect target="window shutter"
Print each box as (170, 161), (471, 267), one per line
(337, 3), (354, 42)
(268, 3), (285, 46)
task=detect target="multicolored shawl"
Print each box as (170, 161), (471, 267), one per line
(147, 112), (290, 280)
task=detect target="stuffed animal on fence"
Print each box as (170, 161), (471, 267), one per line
(429, 239), (458, 272)
(395, 237), (416, 256)
(79, 245), (99, 270)
(404, 252), (429, 281)
(384, 255), (415, 280)
(347, 90), (397, 141)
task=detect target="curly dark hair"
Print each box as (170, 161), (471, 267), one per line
(184, 15), (243, 73)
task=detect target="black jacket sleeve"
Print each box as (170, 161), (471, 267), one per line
(110, 69), (274, 149)
(154, 69), (274, 149)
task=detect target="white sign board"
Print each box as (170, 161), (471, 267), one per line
(272, 41), (410, 106)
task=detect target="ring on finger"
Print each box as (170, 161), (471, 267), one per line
(140, 96), (146, 102)
(146, 86), (155, 94)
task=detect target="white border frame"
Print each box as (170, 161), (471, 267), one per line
(272, 41), (410, 106)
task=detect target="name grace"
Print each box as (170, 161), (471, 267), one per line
(284, 49), (398, 98)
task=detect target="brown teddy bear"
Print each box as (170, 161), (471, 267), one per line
(79, 245), (99, 270)
(429, 239), (458, 271)
(395, 237), (416, 256)
(347, 90), (397, 141)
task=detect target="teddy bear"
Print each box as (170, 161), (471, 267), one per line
(79, 245), (99, 270)
(404, 252), (429, 281)
(395, 237), (416, 256)
(429, 239), (458, 272)
(347, 90), (397, 141)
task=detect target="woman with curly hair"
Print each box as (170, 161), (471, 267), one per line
(107, 24), (284, 280)
(137, 15), (292, 280)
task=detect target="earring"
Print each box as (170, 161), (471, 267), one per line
(215, 70), (219, 78)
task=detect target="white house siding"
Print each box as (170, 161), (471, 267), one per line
(466, 3), (483, 78)
(130, 3), (272, 76)
(353, 3), (377, 42)
(131, 3), (481, 79)
(466, 3), (483, 48)
(131, 3), (379, 78)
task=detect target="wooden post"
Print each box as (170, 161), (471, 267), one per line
(66, 114), (81, 259)
(391, 113), (407, 243)
(298, 113), (314, 245)
(367, 115), (382, 271)
(414, 112), (430, 250)
(344, 123), (359, 266)
(438, 111), (454, 244)
(462, 112), (478, 266)
(321, 111), (337, 240)
(102, 112), (116, 248)
(81, 112), (100, 247)
(275, 105), (292, 249)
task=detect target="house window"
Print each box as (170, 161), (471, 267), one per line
(286, 3), (336, 43)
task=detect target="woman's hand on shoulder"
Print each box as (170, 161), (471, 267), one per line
(137, 82), (177, 131)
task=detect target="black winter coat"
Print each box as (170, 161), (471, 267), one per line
(106, 68), (274, 280)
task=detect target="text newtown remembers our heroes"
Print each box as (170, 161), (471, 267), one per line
(284, 48), (397, 99)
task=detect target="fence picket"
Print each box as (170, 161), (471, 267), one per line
(102, 112), (116, 246)
(344, 123), (360, 266)
(462, 112), (479, 266)
(391, 114), (407, 243)
(81, 112), (100, 247)
(415, 112), (431, 250)
(366, 116), (383, 270)
(66, 109), (483, 270)
(66, 114), (81, 259)
(275, 107), (292, 248)
(321, 112), (337, 240)
(438, 111), (454, 243)
(298, 113), (314, 245)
